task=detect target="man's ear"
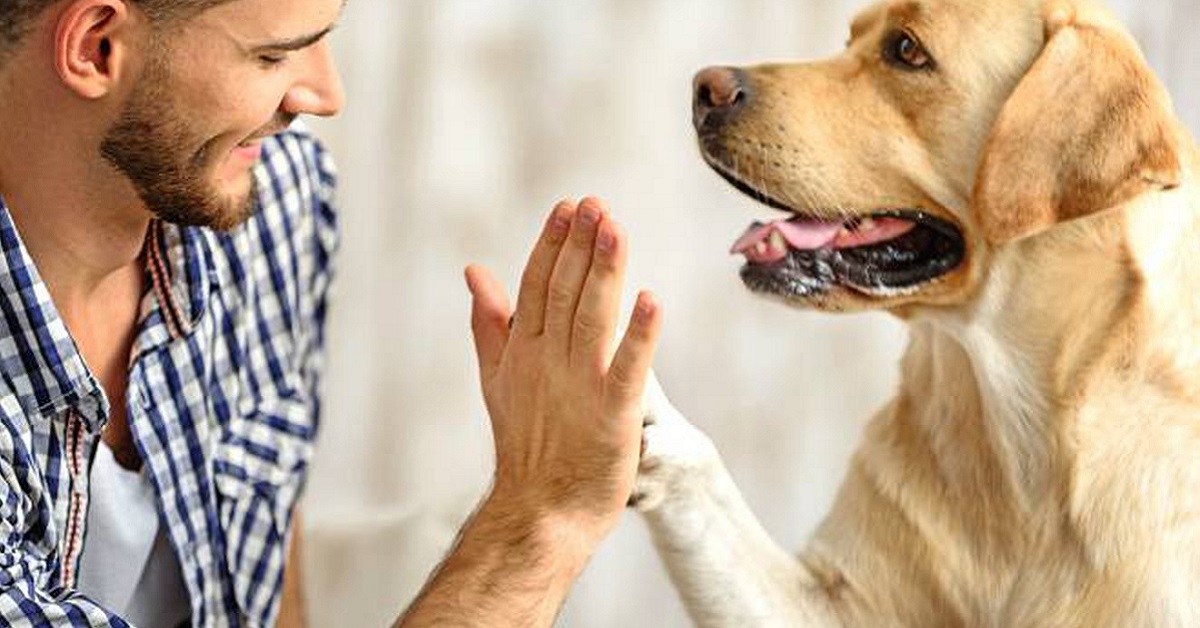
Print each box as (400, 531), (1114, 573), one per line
(54, 0), (134, 99)
(971, 2), (1182, 245)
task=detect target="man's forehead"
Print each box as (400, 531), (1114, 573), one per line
(194, 0), (346, 42)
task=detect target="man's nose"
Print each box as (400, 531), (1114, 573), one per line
(693, 66), (751, 134)
(283, 40), (345, 118)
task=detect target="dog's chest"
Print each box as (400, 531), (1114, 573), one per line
(994, 544), (1200, 628)
(989, 461), (1200, 626)
(848, 393), (1200, 627)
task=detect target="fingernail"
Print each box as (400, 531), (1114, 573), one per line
(597, 227), (616, 254)
(550, 208), (572, 234)
(635, 294), (657, 322)
(580, 203), (602, 226)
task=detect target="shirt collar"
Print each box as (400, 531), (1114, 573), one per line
(0, 197), (107, 427)
(0, 199), (217, 428)
(142, 219), (215, 342)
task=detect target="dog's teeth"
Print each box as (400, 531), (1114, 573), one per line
(770, 230), (786, 251)
(859, 218), (876, 231)
(755, 242), (767, 254)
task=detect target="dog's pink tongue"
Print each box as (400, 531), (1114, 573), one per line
(731, 220), (841, 264)
(732, 218), (918, 264)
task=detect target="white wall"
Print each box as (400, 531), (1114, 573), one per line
(300, 1), (1200, 626)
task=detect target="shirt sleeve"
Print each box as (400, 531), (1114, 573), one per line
(0, 421), (133, 627)
(219, 126), (339, 626)
(296, 129), (339, 437)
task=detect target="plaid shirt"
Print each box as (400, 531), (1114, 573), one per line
(0, 127), (338, 627)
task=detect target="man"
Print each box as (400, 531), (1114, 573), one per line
(0, 0), (662, 626)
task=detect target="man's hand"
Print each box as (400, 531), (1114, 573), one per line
(395, 197), (662, 627)
(467, 196), (662, 546)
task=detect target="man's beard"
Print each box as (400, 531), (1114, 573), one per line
(99, 56), (259, 233)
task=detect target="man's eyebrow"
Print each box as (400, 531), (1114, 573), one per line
(249, 24), (337, 53)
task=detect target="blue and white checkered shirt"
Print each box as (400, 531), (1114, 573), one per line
(0, 127), (338, 627)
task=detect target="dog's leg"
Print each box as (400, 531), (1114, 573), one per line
(634, 375), (842, 628)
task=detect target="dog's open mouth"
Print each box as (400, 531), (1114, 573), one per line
(732, 211), (964, 298)
(719, 173), (966, 299)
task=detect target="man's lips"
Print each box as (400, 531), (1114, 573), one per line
(232, 125), (289, 157)
(231, 129), (283, 160)
(231, 140), (263, 162)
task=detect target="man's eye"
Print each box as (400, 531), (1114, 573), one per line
(884, 31), (934, 70)
(258, 54), (289, 68)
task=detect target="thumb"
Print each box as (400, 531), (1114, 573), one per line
(465, 265), (512, 379)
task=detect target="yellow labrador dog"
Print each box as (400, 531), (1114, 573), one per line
(635, 0), (1200, 625)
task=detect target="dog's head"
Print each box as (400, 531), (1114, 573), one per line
(698, 0), (1182, 312)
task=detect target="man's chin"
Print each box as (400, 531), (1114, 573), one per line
(207, 190), (258, 233)
(217, 161), (255, 195)
(205, 172), (258, 231)
(145, 177), (258, 233)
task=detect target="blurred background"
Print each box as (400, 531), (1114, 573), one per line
(300, 1), (1200, 625)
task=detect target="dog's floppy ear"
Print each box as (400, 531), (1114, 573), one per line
(972, 3), (1181, 244)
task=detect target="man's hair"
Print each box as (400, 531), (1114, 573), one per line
(0, 0), (234, 63)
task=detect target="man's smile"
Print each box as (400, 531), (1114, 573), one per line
(231, 139), (264, 163)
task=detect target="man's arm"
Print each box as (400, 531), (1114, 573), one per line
(0, 428), (131, 626)
(395, 197), (662, 627)
(394, 497), (594, 626)
(277, 507), (308, 628)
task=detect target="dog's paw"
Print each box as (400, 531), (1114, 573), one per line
(630, 372), (721, 513)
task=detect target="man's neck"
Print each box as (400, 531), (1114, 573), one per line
(1, 176), (149, 307)
(0, 128), (148, 455)
(0, 61), (151, 316)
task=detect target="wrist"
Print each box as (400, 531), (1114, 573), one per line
(463, 490), (602, 584)
(394, 491), (604, 627)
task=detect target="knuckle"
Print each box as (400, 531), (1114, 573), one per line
(620, 324), (651, 349)
(573, 312), (607, 345)
(517, 280), (546, 306)
(568, 233), (594, 251)
(569, 222), (598, 246)
(589, 252), (619, 275)
(540, 227), (568, 248)
(519, 262), (549, 290)
(607, 362), (638, 393)
(547, 282), (577, 308)
(626, 320), (650, 340)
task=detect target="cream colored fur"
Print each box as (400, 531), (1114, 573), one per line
(636, 0), (1200, 625)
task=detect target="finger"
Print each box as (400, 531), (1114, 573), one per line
(513, 200), (576, 336)
(544, 196), (607, 341)
(571, 218), (627, 368)
(606, 291), (664, 410)
(465, 265), (512, 379)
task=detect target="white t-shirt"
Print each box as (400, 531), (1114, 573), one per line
(76, 440), (191, 628)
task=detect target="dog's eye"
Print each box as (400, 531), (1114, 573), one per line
(885, 31), (934, 71)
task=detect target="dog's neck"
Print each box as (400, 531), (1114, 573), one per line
(907, 179), (1200, 514)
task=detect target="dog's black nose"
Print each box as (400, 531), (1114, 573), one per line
(693, 66), (750, 133)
